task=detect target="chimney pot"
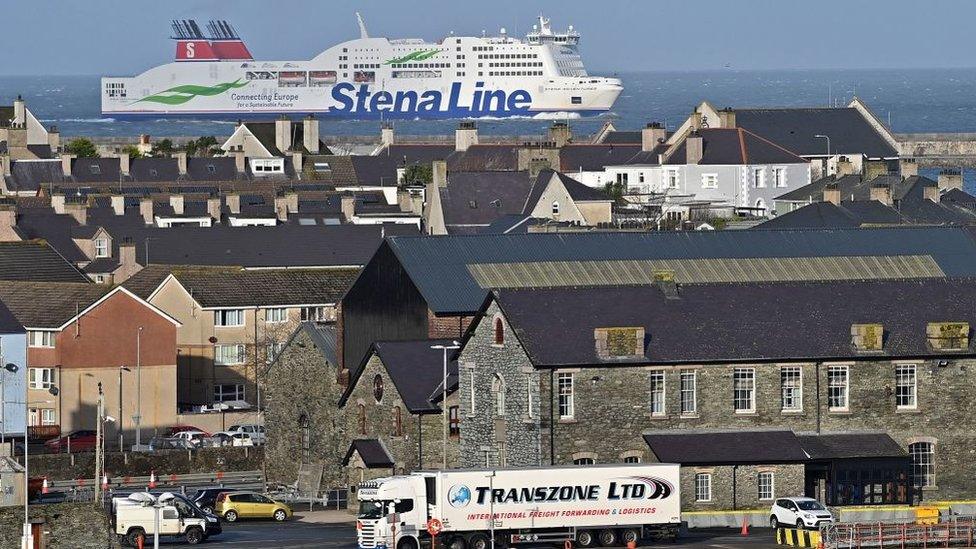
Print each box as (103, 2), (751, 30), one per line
(938, 168), (963, 192)
(432, 160), (448, 188)
(823, 183), (841, 205)
(641, 122), (667, 152)
(169, 194), (184, 215)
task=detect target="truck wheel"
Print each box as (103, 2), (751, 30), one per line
(468, 533), (491, 549)
(185, 526), (204, 545)
(598, 529), (617, 547)
(126, 528), (146, 547)
(620, 528), (640, 544)
(224, 509), (239, 522)
(577, 530), (596, 547)
(448, 536), (467, 549)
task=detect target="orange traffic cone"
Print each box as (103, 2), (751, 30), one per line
(627, 541), (637, 549)
(740, 515), (749, 536)
(41, 477), (49, 494)
(102, 475), (109, 491)
(148, 470), (157, 489)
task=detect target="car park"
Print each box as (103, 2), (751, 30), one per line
(165, 425), (211, 437)
(225, 424), (266, 445)
(213, 431), (255, 447)
(43, 430), (97, 453)
(172, 430), (209, 447)
(769, 497), (834, 529)
(215, 491), (292, 522)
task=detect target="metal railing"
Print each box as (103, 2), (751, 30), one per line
(822, 516), (976, 548)
(44, 470), (264, 492)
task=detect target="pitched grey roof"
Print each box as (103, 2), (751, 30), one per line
(82, 257), (121, 274)
(491, 278), (976, 366)
(342, 439), (394, 468)
(735, 107), (898, 158)
(440, 172), (533, 230)
(241, 121), (332, 157)
(600, 131), (642, 145)
(4, 160), (63, 194)
(0, 241), (89, 283)
(560, 144), (642, 172)
(663, 128), (807, 165)
(758, 201), (904, 229)
(304, 323), (337, 366)
(0, 281), (110, 328)
(0, 299), (24, 335)
(383, 226), (976, 314)
(554, 171), (610, 201)
(775, 175), (930, 203)
(644, 430), (809, 465)
(797, 432), (907, 460)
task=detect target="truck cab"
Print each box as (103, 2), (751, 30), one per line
(357, 475), (431, 549)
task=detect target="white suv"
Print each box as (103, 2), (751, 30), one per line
(770, 497), (834, 529)
(226, 424), (265, 445)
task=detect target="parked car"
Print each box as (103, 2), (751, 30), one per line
(172, 430), (209, 447)
(147, 437), (196, 451)
(212, 432), (255, 447)
(44, 430), (97, 453)
(165, 425), (211, 437)
(225, 424), (266, 445)
(769, 497), (834, 529)
(192, 488), (229, 515)
(215, 491), (292, 522)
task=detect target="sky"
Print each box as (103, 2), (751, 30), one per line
(3, 0), (976, 75)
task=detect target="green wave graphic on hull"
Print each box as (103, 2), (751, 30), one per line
(135, 79), (249, 106)
(383, 49), (442, 65)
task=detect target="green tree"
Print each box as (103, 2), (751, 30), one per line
(402, 163), (432, 186)
(65, 137), (99, 158)
(603, 181), (626, 204)
(153, 138), (175, 156)
(182, 136), (220, 157)
(121, 145), (143, 159)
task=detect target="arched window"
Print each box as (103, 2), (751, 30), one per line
(491, 373), (505, 417)
(392, 406), (403, 437)
(373, 374), (384, 403)
(493, 316), (505, 345)
(299, 413), (310, 464)
(551, 201), (560, 216)
(357, 403), (366, 435)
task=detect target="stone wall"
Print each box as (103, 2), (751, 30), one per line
(0, 502), (120, 549)
(677, 464), (803, 512)
(27, 447), (262, 480)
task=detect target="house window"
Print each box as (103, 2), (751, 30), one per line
(448, 406), (460, 437)
(40, 408), (55, 425)
(94, 238), (109, 258)
(358, 403), (366, 435)
(773, 167), (786, 188)
(638, 172), (645, 183)
(299, 414), (310, 463)
(557, 372), (574, 419)
(758, 471), (775, 500)
(733, 367), (756, 413)
(910, 442), (934, 487)
(93, 275), (106, 284)
(213, 383), (245, 402)
(301, 306), (333, 322)
(215, 309), (245, 327)
(214, 344), (246, 365)
(896, 364), (917, 409)
(468, 370), (476, 413)
(753, 168), (765, 188)
(623, 455), (641, 464)
(266, 308), (288, 323)
(493, 317), (504, 345)
(392, 406), (403, 437)
(781, 367), (803, 412)
(28, 331), (55, 348)
(28, 368), (55, 390)
(492, 374), (505, 417)
(551, 201), (560, 216)
(373, 374), (384, 403)
(649, 370), (665, 416)
(265, 342), (285, 363)
(679, 370), (697, 415)
(701, 173), (718, 189)
(665, 170), (679, 189)
(695, 473), (712, 502)
(573, 457), (594, 465)
(827, 365), (849, 411)
(526, 383), (535, 419)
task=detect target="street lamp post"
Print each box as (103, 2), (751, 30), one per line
(134, 327), (144, 449)
(1, 362), (19, 446)
(814, 134), (831, 175)
(22, 389), (57, 549)
(118, 366), (130, 451)
(430, 341), (460, 470)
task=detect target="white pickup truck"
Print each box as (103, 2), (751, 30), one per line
(356, 464), (681, 549)
(113, 492), (218, 546)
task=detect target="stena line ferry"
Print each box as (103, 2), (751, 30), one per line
(100, 14), (622, 120)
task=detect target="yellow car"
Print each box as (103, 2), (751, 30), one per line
(214, 491), (293, 522)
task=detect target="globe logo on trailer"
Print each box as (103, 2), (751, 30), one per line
(448, 485), (471, 507)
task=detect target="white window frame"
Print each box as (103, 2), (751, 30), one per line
(758, 471), (775, 501)
(733, 367), (756, 413)
(909, 441), (935, 488)
(214, 309), (245, 327)
(679, 370), (697, 416)
(623, 455), (641, 464)
(28, 331), (55, 348)
(266, 342), (285, 363)
(94, 238), (109, 258)
(468, 370), (476, 414)
(753, 167), (765, 188)
(780, 366), (803, 412)
(695, 473), (712, 502)
(213, 383), (245, 402)
(773, 167), (787, 188)
(827, 365), (850, 411)
(214, 344), (246, 365)
(649, 370), (666, 417)
(526, 383), (535, 419)
(557, 372), (575, 419)
(895, 364), (917, 410)
(492, 374), (506, 417)
(265, 307), (288, 324)
(301, 306), (332, 322)
(28, 368), (55, 390)
(551, 201), (560, 216)
(665, 169), (679, 189)
(40, 408), (56, 426)
(701, 173), (718, 189)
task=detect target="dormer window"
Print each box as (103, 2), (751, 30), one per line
(94, 238), (109, 258)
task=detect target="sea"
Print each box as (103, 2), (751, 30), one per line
(5, 68), (976, 184)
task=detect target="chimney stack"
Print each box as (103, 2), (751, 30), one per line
(225, 193), (241, 215)
(455, 122), (478, 152)
(0, 156), (10, 177)
(118, 152), (130, 177)
(641, 122), (667, 152)
(938, 168), (963, 192)
(340, 194), (356, 222)
(207, 193), (221, 221)
(381, 123), (395, 147)
(51, 193), (66, 214)
(111, 195), (125, 216)
(12, 95), (25, 127)
(47, 126), (60, 153)
(823, 183), (841, 205)
(303, 115), (320, 154)
(923, 182), (940, 202)
(174, 151), (188, 176)
(432, 160), (448, 188)
(835, 156), (854, 177)
(169, 194), (184, 215)
(685, 130), (703, 165)
(548, 122), (572, 148)
(291, 151), (303, 174)
(870, 183), (893, 206)
(140, 196), (154, 224)
(60, 153), (75, 177)
(274, 193), (290, 222)
(233, 149), (246, 174)
(275, 116), (293, 154)
(718, 107), (736, 128)
(119, 239), (137, 273)
(64, 199), (87, 225)
(0, 202), (17, 241)
(900, 158), (918, 178)
(863, 160), (889, 181)
(285, 190), (298, 214)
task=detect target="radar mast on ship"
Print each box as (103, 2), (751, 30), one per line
(526, 15), (579, 45)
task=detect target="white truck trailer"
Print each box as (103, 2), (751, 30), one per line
(356, 464), (681, 549)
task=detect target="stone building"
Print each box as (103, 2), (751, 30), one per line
(456, 278), (976, 507)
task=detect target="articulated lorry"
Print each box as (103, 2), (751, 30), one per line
(356, 464), (681, 549)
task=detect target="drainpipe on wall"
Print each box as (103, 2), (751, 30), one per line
(732, 464), (738, 511)
(549, 369), (555, 466)
(417, 414), (423, 469)
(815, 362), (822, 434)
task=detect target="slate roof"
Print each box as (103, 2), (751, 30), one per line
(735, 107), (899, 158)
(758, 201), (904, 229)
(124, 265), (358, 308)
(0, 241), (88, 282)
(600, 131), (642, 145)
(0, 281), (111, 328)
(440, 172), (534, 230)
(382, 226), (976, 314)
(4, 160), (63, 194)
(340, 338), (459, 413)
(560, 144), (642, 172)
(797, 432), (907, 460)
(0, 299), (24, 335)
(775, 175), (929, 203)
(643, 430), (809, 465)
(0, 107), (13, 128)
(553, 171), (610, 201)
(82, 257), (121, 274)
(480, 214), (533, 235)
(663, 128), (807, 165)
(490, 278), (976, 366)
(342, 439), (394, 468)
(304, 323), (338, 366)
